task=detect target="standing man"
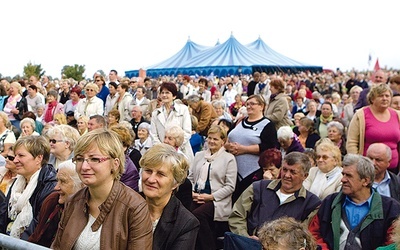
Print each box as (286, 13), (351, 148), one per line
(87, 115), (107, 131)
(309, 154), (400, 250)
(367, 143), (400, 202)
(254, 72), (271, 105)
(247, 72), (260, 96)
(354, 70), (387, 111)
(130, 105), (147, 140)
(108, 69), (120, 85)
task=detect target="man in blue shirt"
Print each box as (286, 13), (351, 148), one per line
(309, 154), (400, 250)
(367, 143), (400, 202)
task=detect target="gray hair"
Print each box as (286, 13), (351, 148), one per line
(327, 121), (344, 135)
(342, 154), (375, 187)
(138, 122), (151, 131)
(47, 124), (80, 151)
(212, 100), (226, 109)
(366, 143), (392, 161)
(20, 117), (36, 130)
(186, 94), (201, 103)
(284, 152), (312, 174)
(277, 126), (294, 141)
(57, 159), (84, 193)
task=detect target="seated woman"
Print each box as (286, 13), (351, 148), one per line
(327, 120), (347, 158)
(189, 115), (204, 155)
(0, 148), (17, 195)
(109, 125), (140, 192)
(43, 90), (64, 125)
(19, 117), (40, 138)
(53, 113), (67, 125)
(188, 125), (237, 250)
(297, 117), (320, 149)
(134, 122), (152, 156)
(277, 126), (304, 157)
(52, 129), (153, 249)
(107, 109), (120, 128)
(76, 115), (89, 136)
(28, 160), (84, 247)
(0, 136), (57, 239)
(258, 148), (282, 180)
(303, 141), (342, 199)
(140, 143), (199, 250)
(47, 125), (80, 169)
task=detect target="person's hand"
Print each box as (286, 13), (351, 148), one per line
(263, 170), (274, 180)
(194, 193), (213, 204)
(249, 235), (259, 241)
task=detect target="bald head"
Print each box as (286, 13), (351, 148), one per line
(373, 70), (387, 84)
(366, 143), (391, 181)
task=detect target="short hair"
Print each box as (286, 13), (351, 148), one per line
(198, 78), (207, 85)
(54, 113), (67, 125)
(321, 101), (333, 110)
(89, 115), (107, 127)
(258, 148), (282, 169)
(316, 142), (342, 166)
(108, 109), (120, 122)
(109, 82), (118, 89)
(284, 151), (312, 174)
(299, 117), (316, 134)
(47, 124), (80, 151)
(74, 129), (125, 180)
(136, 86), (146, 94)
(269, 79), (286, 92)
(85, 82), (99, 93)
(28, 84), (37, 91)
(119, 82), (129, 91)
(207, 124), (227, 143)
(258, 217), (317, 250)
(70, 86), (82, 96)
(293, 112), (305, 120)
(246, 94), (266, 113)
(367, 83), (393, 105)
(139, 143), (189, 185)
(14, 136), (50, 165)
(342, 154), (375, 187)
(138, 122), (151, 131)
(57, 159), (84, 193)
(0, 112), (8, 127)
(47, 90), (58, 99)
(366, 143), (392, 161)
(159, 82), (178, 97)
(349, 85), (363, 93)
(165, 125), (184, 147)
(327, 121), (345, 136)
(109, 125), (133, 149)
(212, 100), (226, 109)
(119, 121), (136, 141)
(20, 117), (36, 130)
(110, 69), (118, 75)
(277, 126), (294, 141)
(303, 148), (317, 164)
(186, 94), (201, 103)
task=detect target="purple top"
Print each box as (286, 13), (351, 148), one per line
(120, 154), (140, 192)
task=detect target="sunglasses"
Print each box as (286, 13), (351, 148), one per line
(6, 155), (15, 161)
(86, 89), (95, 92)
(49, 139), (64, 144)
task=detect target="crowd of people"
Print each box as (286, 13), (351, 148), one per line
(0, 68), (400, 249)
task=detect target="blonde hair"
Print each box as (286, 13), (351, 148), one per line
(47, 125), (80, 151)
(316, 141), (342, 166)
(54, 113), (67, 125)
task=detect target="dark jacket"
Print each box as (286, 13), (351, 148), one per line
(3, 95), (29, 120)
(388, 171), (400, 202)
(153, 195), (200, 250)
(0, 164), (57, 238)
(285, 137), (305, 154)
(309, 191), (400, 250)
(305, 133), (320, 149)
(120, 155), (139, 192)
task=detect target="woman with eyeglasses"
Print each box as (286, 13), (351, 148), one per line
(0, 111), (17, 158)
(94, 75), (109, 106)
(225, 94), (278, 203)
(0, 147), (17, 196)
(303, 141), (343, 199)
(0, 136), (57, 239)
(52, 129), (153, 250)
(47, 125), (80, 169)
(74, 82), (104, 120)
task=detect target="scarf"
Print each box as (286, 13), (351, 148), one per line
(258, 83), (266, 92)
(8, 169), (40, 238)
(44, 101), (57, 123)
(196, 146), (225, 191)
(269, 93), (278, 103)
(320, 114), (333, 124)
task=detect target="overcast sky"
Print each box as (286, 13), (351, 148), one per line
(1, 0), (398, 79)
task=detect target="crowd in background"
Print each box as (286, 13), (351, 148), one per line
(0, 67), (400, 249)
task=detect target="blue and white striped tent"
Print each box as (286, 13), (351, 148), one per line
(125, 35), (322, 78)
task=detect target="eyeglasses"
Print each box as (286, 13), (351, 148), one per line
(49, 139), (64, 144)
(245, 102), (260, 107)
(6, 155), (15, 161)
(95, 80), (102, 82)
(317, 155), (331, 160)
(86, 89), (95, 92)
(72, 156), (111, 165)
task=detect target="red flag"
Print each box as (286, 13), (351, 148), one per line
(374, 58), (380, 71)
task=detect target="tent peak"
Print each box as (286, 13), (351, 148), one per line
(187, 36), (191, 41)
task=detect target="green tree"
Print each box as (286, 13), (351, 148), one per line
(23, 62), (45, 80)
(61, 64), (86, 81)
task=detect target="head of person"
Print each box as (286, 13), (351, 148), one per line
(77, 116), (89, 133)
(94, 75), (106, 87)
(109, 125), (133, 151)
(190, 115), (199, 132)
(117, 82), (129, 95)
(163, 125), (184, 148)
(88, 115), (107, 131)
(212, 100), (226, 116)
(389, 75), (400, 93)
(47, 124), (80, 158)
(367, 83), (393, 109)
(321, 102), (333, 118)
(54, 113), (67, 125)
(159, 82), (177, 104)
(73, 129), (125, 185)
(5, 147), (16, 174)
(108, 82), (118, 95)
(9, 82), (22, 96)
(303, 148), (317, 167)
(327, 121), (345, 144)
(140, 143), (189, 200)
(137, 122), (150, 141)
(277, 126), (295, 151)
(0, 111), (9, 130)
(306, 99), (317, 113)
(136, 86), (146, 99)
(253, 72), (260, 82)
(293, 112), (305, 127)
(13, 136), (50, 181)
(373, 70), (387, 84)
(298, 117), (315, 135)
(392, 93), (400, 111)
(341, 154), (375, 199)
(349, 85), (362, 103)
(84, 83), (99, 98)
(186, 95), (201, 110)
(70, 86), (82, 101)
(36, 104), (45, 117)
(316, 141), (341, 173)
(245, 94), (266, 115)
(217, 118), (233, 134)
(269, 79), (285, 94)
(109, 70), (118, 82)
(46, 90), (58, 103)
(20, 117), (36, 136)
(206, 125), (227, 154)
(27, 84), (38, 97)
(54, 160), (84, 204)
(258, 148), (282, 179)
(258, 216), (317, 250)
(107, 109), (120, 125)
(280, 152), (311, 194)
(366, 143), (391, 180)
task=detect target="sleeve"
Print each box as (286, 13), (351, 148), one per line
(228, 184), (254, 237)
(167, 215), (199, 250)
(95, 98), (104, 116)
(346, 110), (361, 154)
(259, 121), (278, 152)
(308, 213), (330, 250)
(266, 98), (288, 124)
(212, 155), (237, 202)
(181, 106), (192, 145)
(150, 111), (161, 144)
(127, 201), (153, 250)
(74, 100), (84, 120)
(196, 104), (212, 133)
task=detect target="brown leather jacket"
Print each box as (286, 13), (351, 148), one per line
(52, 181), (153, 250)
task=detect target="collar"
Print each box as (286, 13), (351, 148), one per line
(267, 179), (307, 198)
(343, 190), (374, 208)
(374, 170), (391, 185)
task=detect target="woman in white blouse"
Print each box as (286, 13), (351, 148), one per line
(74, 83), (104, 120)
